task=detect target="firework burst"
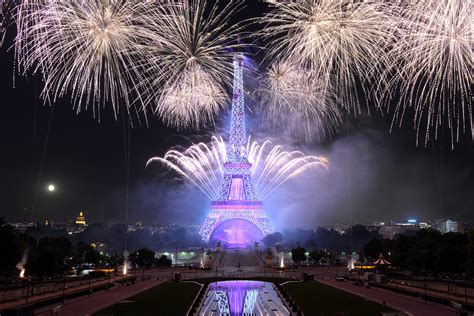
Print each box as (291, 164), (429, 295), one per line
(142, 0), (247, 129)
(258, 60), (342, 142)
(382, 0), (473, 147)
(147, 136), (328, 200)
(260, 0), (397, 115)
(15, 0), (156, 120)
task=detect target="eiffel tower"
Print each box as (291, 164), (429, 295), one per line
(199, 54), (272, 245)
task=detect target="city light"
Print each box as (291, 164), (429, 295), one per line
(48, 184), (55, 192)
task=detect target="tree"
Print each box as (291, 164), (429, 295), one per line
(308, 250), (323, 264)
(0, 218), (36, 275)
(105, 251), (124, 268)
(363, 238), (395, 261)
(291, 246), (307, 266)
(70, 241), (103, 266)
(437, 232), (467, 274)
(407, 229), (442, 274)
(155, 255), (172, 267)
(391, 234), (413, 270)
(70, 241), (89, 266)
(129, 248), (155, 268)
(84, 247), (103, 266)
(29, 236), (72, 276)
(262, 232), (283, 248)
(346, 225), (382, 250)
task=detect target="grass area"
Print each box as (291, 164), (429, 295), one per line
(284, 282), (395, 316)
(94, 281), (200, 316)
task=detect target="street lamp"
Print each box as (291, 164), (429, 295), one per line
(48, 184), (55, 192)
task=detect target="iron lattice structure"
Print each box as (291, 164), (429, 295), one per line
(199, 54), (272, 243)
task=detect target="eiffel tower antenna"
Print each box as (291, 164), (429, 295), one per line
(228, 53), (247, 162)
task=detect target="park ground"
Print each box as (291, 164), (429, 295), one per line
(93, 278), (395, 316)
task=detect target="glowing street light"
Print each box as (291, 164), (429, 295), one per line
(48, 184), (55, 192)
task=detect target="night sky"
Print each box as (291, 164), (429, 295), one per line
(0, 1), (473, 229)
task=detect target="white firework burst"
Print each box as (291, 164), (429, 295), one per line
(147, 136), (329, 200)
(15, 0), (156, 120)
(382, 0), (473, 147)
(142, 0), (247, 129)
(260, 0), (397, 115)
(258, 60), (342, 142)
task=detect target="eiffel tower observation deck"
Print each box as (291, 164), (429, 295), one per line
(199, 54), (272, 246)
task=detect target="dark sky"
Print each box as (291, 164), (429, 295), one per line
(0, 1), (473, 229)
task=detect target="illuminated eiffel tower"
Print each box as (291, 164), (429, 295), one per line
(199, 54), (272, 245)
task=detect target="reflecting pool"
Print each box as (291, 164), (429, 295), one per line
(198, 280), (290, 316)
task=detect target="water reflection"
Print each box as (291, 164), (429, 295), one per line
(201, 280), (289, 316)
(211, 281), (261, 315)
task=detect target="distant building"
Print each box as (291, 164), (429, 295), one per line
(435, 219), (464, 233)
(75, 211), (87, 226)
(419, 222), (431, 229)
(375, 220), (419, 239)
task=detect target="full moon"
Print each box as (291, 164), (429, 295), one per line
(48, 184), (55, 192)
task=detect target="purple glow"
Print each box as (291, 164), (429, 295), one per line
(229, 178), (245, 200)
(210, 281), (262, 315)
(210, 219), (264, 247)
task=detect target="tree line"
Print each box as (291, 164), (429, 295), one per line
(0, 218), (172, 278)
(363, 228), (474, 276)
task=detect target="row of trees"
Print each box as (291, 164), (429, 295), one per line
(71, 224), (203, 252)
(263, 225), (382, 252)
(128, 248), (172, 268)
(290, 246), (338, 266)
(363, 228), (474, 276)
(28, 223), (380, 255)
(0, 218), (172, 278)
(27, 223), (204, 253)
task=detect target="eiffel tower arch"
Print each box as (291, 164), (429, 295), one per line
(199, 55), (272, 245)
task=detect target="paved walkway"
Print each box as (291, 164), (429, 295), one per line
(385, 281), (474, 305)
(35, 279), (163, 316)
(0, 277), (117, 311)
(319, 279), (457, 316)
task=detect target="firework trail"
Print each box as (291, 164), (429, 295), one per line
(258, 60), (342, 142)
(141, 0), (247, 130)
(259, 0), (397, 116)
(15, 0), (156, 121)
(381, 0), (473, 147)
(147, 136), (328, 200)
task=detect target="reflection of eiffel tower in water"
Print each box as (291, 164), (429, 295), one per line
(199, 54), (272, 245)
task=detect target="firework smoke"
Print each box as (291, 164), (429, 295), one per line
(16, 250), (28, 278)
(122, 250), (130, 275)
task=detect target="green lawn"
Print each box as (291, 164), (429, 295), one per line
(284, 282), (395, 316)
(94, 281), (200, 316)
